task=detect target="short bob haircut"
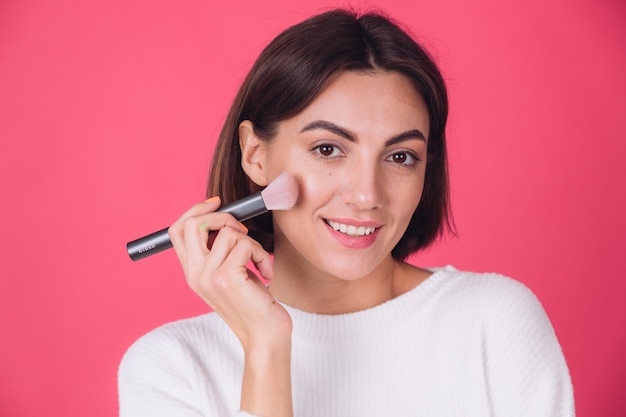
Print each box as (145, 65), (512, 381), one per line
(208, 9), (453, 260)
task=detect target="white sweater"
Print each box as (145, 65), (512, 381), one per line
(118, 266), (575, 417)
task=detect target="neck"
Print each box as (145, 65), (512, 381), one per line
(269, 252), (422, 315)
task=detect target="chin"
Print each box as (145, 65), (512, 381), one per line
(315, 256), (390, 281)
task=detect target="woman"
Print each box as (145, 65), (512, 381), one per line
(119, 9), (574, 417)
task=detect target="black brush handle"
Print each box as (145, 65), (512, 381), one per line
(217, 192), (265, 222)
(126, 192), (265, 261)
(126, 227), (172, 261)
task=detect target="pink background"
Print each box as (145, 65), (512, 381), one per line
(1, 0), (624, 416)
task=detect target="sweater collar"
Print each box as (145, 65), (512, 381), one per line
(276, 266), (456, 344)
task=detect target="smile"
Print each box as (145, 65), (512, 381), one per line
(325, 220), (377, 237)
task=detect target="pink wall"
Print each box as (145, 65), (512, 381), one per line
(1, 0), (624, 415)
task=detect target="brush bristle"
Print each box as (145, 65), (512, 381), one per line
(260, 172), (298, 211)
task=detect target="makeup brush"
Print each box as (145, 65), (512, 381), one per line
(127, 172), (298, 261)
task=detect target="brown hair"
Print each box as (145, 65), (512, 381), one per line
(208, 9), (453, 260)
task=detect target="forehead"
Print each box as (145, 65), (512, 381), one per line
(289, 70), (430, 139)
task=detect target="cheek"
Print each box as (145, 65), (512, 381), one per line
(296, 170), (337, 207)
(400, 194), (422, 221)
(392, 179), (424, 222)
(413, 179), (426, 206)
(272, 173), (334, 228)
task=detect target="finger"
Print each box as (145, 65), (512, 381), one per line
(181, 212), (231, 265)
(169, 197), (222, 264)
(185, 213), (248, 262)
(202, 227), (255, 274)
(251, 247), (274, 281)
(220, 233), (274, 283)
(195, 212), (248, 235)
(172, 196), (221, 235)
(178, 209), (244, 258)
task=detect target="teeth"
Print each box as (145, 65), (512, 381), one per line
(326, 220), (376, 237)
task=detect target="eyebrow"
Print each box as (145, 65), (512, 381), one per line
(300, 120), (427, 146)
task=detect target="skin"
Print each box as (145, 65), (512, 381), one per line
(169, 70), (433, 417)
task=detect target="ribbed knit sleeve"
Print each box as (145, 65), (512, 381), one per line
(118, 315), (260, 417)
(118, 328), (207, 416)
(480, 275), (575, 416)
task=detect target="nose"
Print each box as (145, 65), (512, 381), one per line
(340, 161), (384, 210)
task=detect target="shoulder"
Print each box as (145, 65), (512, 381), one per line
(118, 314), (249, 415)
(431, 266), (568, 368)
(124, 313), (225, 355)
(118, 312), (245, 414)
(423, 266), (557, 340)
(429, 265), (543, 312)
(432, 265), (531, 292)
(428, 269), (575, 415)
(119, 312), (240, 382)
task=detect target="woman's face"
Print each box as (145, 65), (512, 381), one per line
(259, 70), (429, 281)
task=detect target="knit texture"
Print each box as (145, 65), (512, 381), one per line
(118, 266), (575, 416)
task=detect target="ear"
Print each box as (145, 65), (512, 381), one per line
(239, 120), (269, 186)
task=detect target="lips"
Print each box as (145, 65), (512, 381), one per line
(323, 218), (382, 249)
(325, 219), (377, 237)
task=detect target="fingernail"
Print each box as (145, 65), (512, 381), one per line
(239, 222), (249, 234)
(204, 196), (220, 204)
(198, 221), (210, 231)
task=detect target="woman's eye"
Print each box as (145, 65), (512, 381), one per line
(314, 144), (340, 158)
(387, 151), (419, 167)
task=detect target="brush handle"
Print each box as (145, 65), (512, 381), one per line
(126, 227), (173, 261)
(218, 192), (265, 222)
(126, 192), (266, 261)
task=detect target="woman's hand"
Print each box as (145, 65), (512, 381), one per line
(168, 196), (291, 347)
(168, 196), (293, 417)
